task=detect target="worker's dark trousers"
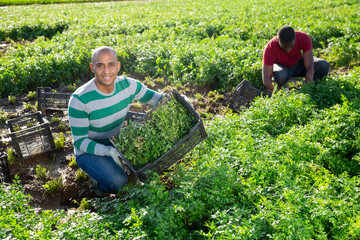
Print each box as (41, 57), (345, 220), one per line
(273, 57), (330, 87)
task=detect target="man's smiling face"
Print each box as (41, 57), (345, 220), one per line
(90, 49), (120, 93)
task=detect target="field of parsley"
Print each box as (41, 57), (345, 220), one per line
(1, 0), (360, 238)
(0, 0), (359, 97)
(0, 0), (125, 6)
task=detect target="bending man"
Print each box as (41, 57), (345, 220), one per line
(262, 25), (329, 92)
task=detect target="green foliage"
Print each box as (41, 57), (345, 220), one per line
(75, 169), (87, 180)
(51, 117), (60, 123)
(77, 198), (92, 211)
(8, 95), (15, 104)
(12, 123), (20, 131)
(66, 83), (77, 92)
(131, 102), (142, 110)
(58, 122), (67, 131)
(26, 91), (37, 100)
(43, 176), (63, 194)
(321, 36), (360, 67)
(35, 164), (48, 179)
(243, 90), (314, 136)
(115, 97), (196, 169)
(91, 68), (360, 239)
(24, 102), (35, 110)
(0, 0), (359, 96)
(54, 132), (65, 149)
(0, 21), (68, 41)
(68, 155), (77, 168)
(1, 1), (360, 239)
(3, 68), (360, 240)
(6, 148), (16, 164)
(26, 119), (36, 128)
(0, 0), (125, 6)
(0, 177), (111, 239)
(0, 110), (8, 125)
(194, 93), (203, 101)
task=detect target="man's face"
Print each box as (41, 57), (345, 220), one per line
(279, 39), (295, 53)
(90, 50), (120, 93)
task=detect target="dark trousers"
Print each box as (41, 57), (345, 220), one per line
(273, 57), (330, 87)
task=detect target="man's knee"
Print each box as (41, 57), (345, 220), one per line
(273, 70), (288, 86)
(314, 59), (330, 80)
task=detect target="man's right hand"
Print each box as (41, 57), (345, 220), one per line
(262, 64), (275, 92)
(109, 147), (131, 175)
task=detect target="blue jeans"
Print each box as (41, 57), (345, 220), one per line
(273, 57), (330, 87)
(76, 153), (128, 194)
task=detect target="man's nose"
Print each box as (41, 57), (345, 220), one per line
(103, 64), (111, 72)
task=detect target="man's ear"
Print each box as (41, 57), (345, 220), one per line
(117, 62), (121, 71)
(90, 63), (94, 73)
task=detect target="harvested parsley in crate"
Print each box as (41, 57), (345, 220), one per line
(111, 89), (207, 182)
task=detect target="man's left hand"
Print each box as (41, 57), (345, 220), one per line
(109, 147), (131, 175)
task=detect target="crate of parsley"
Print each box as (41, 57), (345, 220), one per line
(111, 89), (207, 182)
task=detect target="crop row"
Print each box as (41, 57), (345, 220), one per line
(0, 0), (359, 97)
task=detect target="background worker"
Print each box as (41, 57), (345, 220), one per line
(262, 25), (330, 92)
(68, 46), (164, 196)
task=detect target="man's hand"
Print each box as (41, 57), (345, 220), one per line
(109, 147), (131, 175)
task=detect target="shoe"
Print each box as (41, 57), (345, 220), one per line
(89, 177), (109, 198)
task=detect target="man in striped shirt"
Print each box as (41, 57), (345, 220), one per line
(68, 46), (163, 196)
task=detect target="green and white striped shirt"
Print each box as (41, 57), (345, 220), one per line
(68, 76), (163, 156)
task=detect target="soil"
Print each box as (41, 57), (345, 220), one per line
(0, 75), (247, 211)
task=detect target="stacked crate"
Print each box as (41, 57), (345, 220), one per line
(37, 87), (72, 111)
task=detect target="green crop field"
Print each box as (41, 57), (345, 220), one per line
(1, 0), (360, 239)
(0, 0), (126, 6)
(0, 0), (359, 97)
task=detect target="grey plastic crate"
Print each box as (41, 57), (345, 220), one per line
(37, 87), (72, 111)
(229, 80), (262, 111)
(6, 111), (55, 160)
(111, 89), (207, 182)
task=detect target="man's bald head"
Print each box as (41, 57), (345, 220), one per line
(91, 46), (118, 64)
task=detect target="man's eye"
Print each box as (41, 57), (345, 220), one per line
(109, 63), (115, 67)
(96, 64), (104, 68)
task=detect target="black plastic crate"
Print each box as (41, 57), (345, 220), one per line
(123, 111), (146, 127)
(229, 80), (262, 111)
(37, 87), (72, 111)
(6, 111), (55, 160)
(111, 89), (207, 182)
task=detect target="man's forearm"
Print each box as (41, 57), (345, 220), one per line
(303, 50), (314, 84)
(262, 64), (274, 92)
(305, 68), (314, 83)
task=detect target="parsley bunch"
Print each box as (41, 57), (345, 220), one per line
(115, 98), (197, 169)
